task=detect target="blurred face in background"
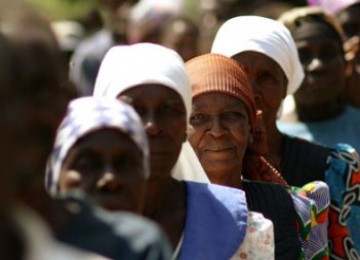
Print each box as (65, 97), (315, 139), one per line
(60, 128), (146, 213)
(292, 20), (346, 107)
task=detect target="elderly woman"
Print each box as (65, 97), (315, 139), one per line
(93, 43), (275, 259)
(186, 53), (330, 260)
(211, 15), (360, 258)
(46, 96), (149, 213)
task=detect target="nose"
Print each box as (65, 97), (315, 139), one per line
(143, 112), (163, 136)
(207, 117), (227, 138)
(307, 57), (324, 72)
(96, 168), (120, 192)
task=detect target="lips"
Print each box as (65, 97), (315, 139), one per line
(204, 147), (233, 152)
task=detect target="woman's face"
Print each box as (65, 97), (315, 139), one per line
(293, 22), (346, 107)
(232, 51), (288, 121)
(60, 128), (146, 213)
(118, 84), (187, 179)
(188, 93), (252, 181)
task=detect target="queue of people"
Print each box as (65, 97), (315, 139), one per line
(1, 0), (360, 259)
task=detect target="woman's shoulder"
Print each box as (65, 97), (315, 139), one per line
(181, 181), (248, 260)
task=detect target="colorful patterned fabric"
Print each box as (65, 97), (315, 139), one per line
(232, 211), (274, 260)
(278, 135), (360, 259)
(289, 181), (330, 260)
(326, 143), (360, 259)
(45, 96), (149, 197)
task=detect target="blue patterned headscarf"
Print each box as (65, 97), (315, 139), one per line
(45, 96), (149, 197)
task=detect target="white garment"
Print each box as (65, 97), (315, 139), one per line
(171, 141), (210, 183)
(232, 212), (275, 260)
(211, 16), (304, 96)
(12, 205), (109, 260)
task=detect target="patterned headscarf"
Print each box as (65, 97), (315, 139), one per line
(211, 15), (304, 96)
(45, 96), (149, 197)
(93, 43), (191, 123)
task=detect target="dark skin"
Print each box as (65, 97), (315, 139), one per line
(60, 129), (146, 213)
(118, 84), (187, 249)
(293, 22), (347, 121)
(189, 93), (253, 188)
(233, 51), (288, 169)
(0, 0), (81, 239)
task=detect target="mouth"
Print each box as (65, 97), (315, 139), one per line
(204, 146), (233, 152)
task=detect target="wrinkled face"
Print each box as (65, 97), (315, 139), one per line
(232, 51), (287, 121)
(60, 129), (146, 213)
(293, 23), (346, 106)
(118, 84), (187, 179)
(188, 93), (252, 180)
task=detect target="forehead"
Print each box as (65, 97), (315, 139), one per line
(73, 128), (140, 151)
(193, 93), (247, 110)
(233, 51), (284, 74)
(119, 84), (184, 103)
(291, 20), (343, 44)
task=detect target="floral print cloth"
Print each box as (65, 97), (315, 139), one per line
(232, 211), (274, 260)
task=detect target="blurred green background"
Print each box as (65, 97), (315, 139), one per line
(24, 0), (199, 21)
(25, 0), (98, 20)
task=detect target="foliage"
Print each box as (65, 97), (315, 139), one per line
(25, 0), (98, 21)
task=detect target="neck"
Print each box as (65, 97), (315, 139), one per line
(208, 169), (242, 189)
(143, 175), (183, 218)
(264, 119), (284, 169)
(296, 100), (344, 122)
(143, 174), (186, 250)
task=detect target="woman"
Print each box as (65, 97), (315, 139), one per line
(186, 53), (329, 260)
(278, 7), (360, 153)
(93, 43), (274, 259)
(46, 96), (172, 259)
(46, 96), (149, 213)
(211, 15), (360, 258)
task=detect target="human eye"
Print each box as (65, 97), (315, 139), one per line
(258, 71), (278, 84)
(190, 113), (209, 125)
(221, 111), (246, 122)
(72, 152), (101, 173)
(161, 101), (185, 116)
(320, 43), (342, 61)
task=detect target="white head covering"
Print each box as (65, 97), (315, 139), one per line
(94, 42), (209, 183)
(211, 16), (304, 95)
(45, 96), (149, 197)
(94, 43), (191, 122)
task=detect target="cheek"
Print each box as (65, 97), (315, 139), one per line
(233, 125), (252, 150)
(59, 169), (83, 192)
(187, 127), (205, 156)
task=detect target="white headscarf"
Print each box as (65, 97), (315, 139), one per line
(211, 16), (304, 95)
(94, 43), (191, 122)
(45, 96), (149, 197)
(94, 43), (209, 183)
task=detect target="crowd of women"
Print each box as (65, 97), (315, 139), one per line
(1, 0), (360, 259)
